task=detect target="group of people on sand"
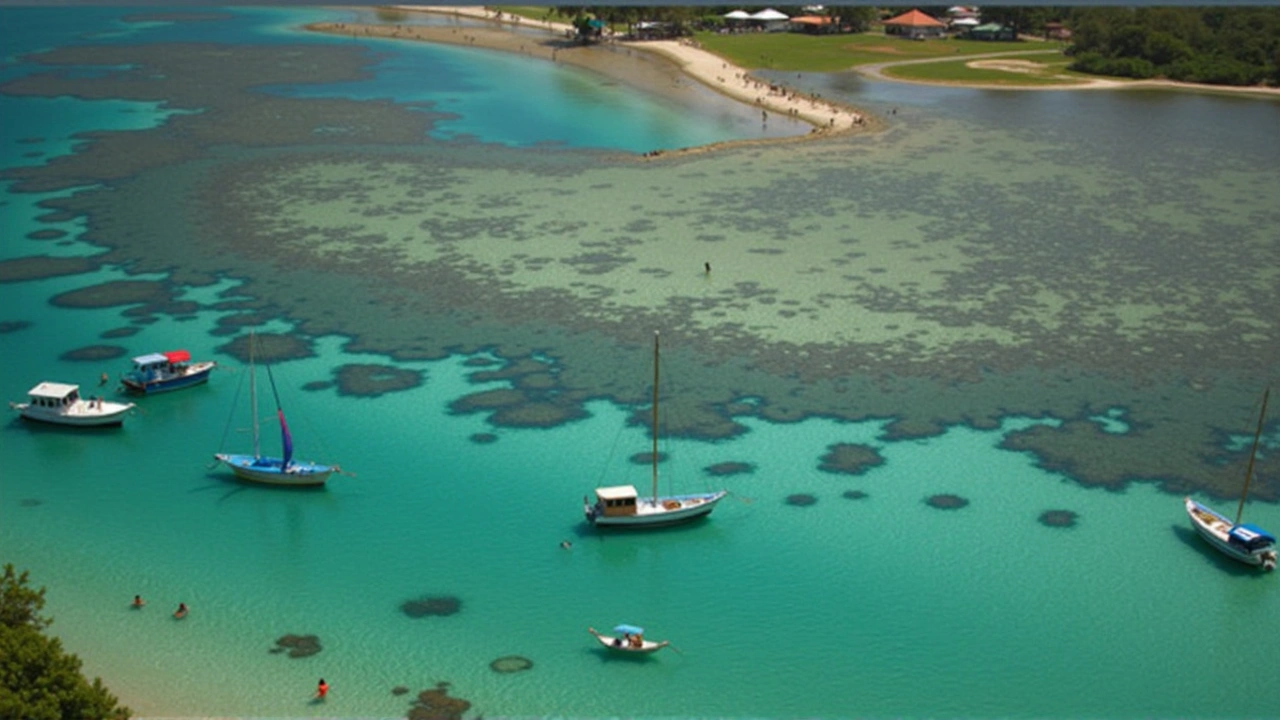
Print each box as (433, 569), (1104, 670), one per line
(131, 594), (188, 618)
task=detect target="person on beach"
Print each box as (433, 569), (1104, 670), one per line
(316, 678), (329, 700)
(174, 602), (188, 619)
(132, 594), (145, 608)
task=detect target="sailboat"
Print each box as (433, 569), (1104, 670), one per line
(1184, 388), (1277, 571)
(214, 334), (338, 487)
(584, 331), (727, 527)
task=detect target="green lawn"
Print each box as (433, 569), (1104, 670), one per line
(693, 31), (1051, 72)
(883, 51), (1093, 86)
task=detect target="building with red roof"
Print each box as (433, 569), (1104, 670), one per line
(882, 9), (947, 39)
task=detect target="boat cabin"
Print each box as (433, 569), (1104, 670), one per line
(27, 382), (80, 408)
(131, 350), (190, 375)
(1229, 524), (1277, 551)
(594, 485), (639, 517)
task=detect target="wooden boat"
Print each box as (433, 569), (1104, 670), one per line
(213, 334), (338, 487)
(588, 625), (670, 654)
(121, 350), (216, 394)
(585, 331), (727, 528)
(10, 382), (134, 427)
(1184, 388), (1277, 571)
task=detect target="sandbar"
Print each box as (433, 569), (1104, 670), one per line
(305, 5), (882, 154)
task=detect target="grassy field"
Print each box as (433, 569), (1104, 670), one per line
(488, 8), (1094, 87)
(693, 31), (1059, 72)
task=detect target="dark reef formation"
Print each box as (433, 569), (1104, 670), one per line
(926, 494), (969, 510)
(270, 634), (321, 658)
(401, 595), (461, 618)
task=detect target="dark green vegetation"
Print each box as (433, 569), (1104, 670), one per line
(1068, 6), (1280, 85)
(0, 565), (130, 720)
(535, 6), (1279, 87)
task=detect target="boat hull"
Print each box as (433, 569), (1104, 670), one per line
(1185, 497), (1277, 570)
(122, 362), (215, 394)
(14, 401), (134, 427)
(587, 491), (727, 528)
(588, 628), (669, 654)
(215, 453), (333, 487)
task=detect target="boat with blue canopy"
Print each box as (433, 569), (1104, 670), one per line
(121, 350), (216, 394)
(214, 333), (339, 487)
(1184, 388), (1277, 571)
(588, 624), (670, 653)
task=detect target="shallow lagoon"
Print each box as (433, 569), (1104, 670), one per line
(2, 6), (1279, 719)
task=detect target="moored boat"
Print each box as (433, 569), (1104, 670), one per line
(1185, 497), (1276, 571)
(213, 333), (339, 487)
(585, 331), (727, 528)
(588, 625), (670, 654)
(10, 382), (135, 427)
(121, 350), (216, 394)
(1183, 387), (1277, 572)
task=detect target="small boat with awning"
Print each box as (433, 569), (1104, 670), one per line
(10, 382), (135, 427)
(588, 624), (670, 654)
(121, 350), (216, 394)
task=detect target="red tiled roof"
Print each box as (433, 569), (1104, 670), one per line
(883, 9), (945, 27)
(791, 16), (835, 25)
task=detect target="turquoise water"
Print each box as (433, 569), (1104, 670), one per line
(3, 6), (1280, 720)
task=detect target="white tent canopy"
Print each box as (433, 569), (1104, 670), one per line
(951, 17), (980, 26)
(723, 10), (751, 19)
(751, 8), (790, 21)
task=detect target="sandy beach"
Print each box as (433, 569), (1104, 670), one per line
(305, 5), (883, 153)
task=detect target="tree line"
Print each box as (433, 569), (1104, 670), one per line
(0, 565), (129, 720)
(1061, 6), (1280, 86)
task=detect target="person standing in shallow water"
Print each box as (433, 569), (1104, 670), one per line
(704, 262), (711, 274)
(316, 679), (329, 701)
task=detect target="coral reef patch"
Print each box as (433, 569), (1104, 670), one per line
(1039, 509), (1079, 528)
(0, 320), (32, 334)
(786, 493), (817, 506)
(49, 279), (170, 308)
(217, 332), (315, 365)
(705, 461), (754, 477)
(470, 432), (498, 444)
(0, 256), (98, 283)
(401, 595), (461, 618)
(926, 494), (969, 510)
(100, 326), (141, 339)
(841, 490), (869, 500)
(334, 363), (423, 398)
(271, 634), (321, 658)
(408, 682), (471, 720)
(490, 655), (533, 673)
(818, 443), (886, 476)
(630, 451), (668, 466)
(60, 344), (127, 361)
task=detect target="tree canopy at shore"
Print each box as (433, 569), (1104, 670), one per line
(1067, 6), (1280, 85)
(0, 564), (130, 720)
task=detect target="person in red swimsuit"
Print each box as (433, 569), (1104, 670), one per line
(316, 679), (329, 700)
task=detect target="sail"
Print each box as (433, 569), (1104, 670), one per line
(278, 409), (293, 467)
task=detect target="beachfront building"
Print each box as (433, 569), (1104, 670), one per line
(967, 22), (1017, 41)
(789, 15), (838, 34)
(882, 9), (947, 40)
(750, 8), (791, 33)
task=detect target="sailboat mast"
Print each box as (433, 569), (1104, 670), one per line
(249, 332), (261, 458)
(1236, 387), (1270, 525)
(652, 330), (660, 503)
